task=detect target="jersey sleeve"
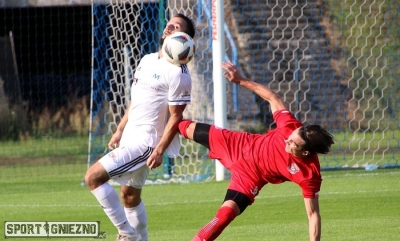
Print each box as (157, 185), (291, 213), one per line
(168, 65), (192, 106)
(272, 110), (302, 137)
(299, 178), (322, 198)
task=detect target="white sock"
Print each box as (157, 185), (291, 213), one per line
(125, 201), (148, 241)
(91, 183), (135, 235)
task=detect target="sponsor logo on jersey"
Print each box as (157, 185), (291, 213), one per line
(179, 90), (191, 99)
(250, 186), (259, 196)
(287, 163), (300, 174)
(153, 74), (160, 80)
(133, 78), (160, 91)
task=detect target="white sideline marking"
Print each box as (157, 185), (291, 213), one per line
(322, 171), (400, 178)
(0, 188), (399, 208)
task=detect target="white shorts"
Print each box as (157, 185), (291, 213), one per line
(99, 143), (153, 189)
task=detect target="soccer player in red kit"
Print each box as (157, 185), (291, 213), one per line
(174, 62), (334, 241)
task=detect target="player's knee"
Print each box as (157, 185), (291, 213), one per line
(223, 189), (251, 214)
(120, 188), (141, 207)
(120, 193), (136, 206)
(84, 168), (95, 188)
(84, 163), (109, 190)
(84, 172), (97, 190)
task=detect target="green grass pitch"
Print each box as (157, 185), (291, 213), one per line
(1, 166), (399, 241)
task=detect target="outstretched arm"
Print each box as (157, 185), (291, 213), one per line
(304, 197), (321, 241)
(222, 62), (287, 114)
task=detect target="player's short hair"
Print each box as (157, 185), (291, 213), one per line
(300, 125), (334, 154)
(175, 13), (196, 38)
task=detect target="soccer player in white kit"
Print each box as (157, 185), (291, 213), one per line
(84, 14), (196, 241)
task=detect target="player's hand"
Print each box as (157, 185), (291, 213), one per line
(222, 62), (244, 85)
(147, 152), (163, 170)
(108, 131), (122, 150)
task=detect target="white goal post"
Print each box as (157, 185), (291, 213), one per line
(212, 0), (227, 181)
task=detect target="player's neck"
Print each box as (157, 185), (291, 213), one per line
(292, 152), (309, 159)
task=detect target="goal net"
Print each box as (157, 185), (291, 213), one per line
(89, 0), (217, 183)
(88, 0), (399, 184)
(0, 0), (397, 183)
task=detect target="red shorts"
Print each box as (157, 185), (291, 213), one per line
(208, 126), (264, 204)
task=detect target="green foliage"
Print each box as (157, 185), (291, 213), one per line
(0, 166), (399, 241)
(0, 135), (88, 158)
(0, 106), (19, 141)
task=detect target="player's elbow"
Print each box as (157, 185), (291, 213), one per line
(269, 94), (286, 112)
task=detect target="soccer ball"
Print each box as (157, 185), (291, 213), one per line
(162, 32), (195, 65)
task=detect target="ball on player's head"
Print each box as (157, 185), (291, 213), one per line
(162, 31), (195, 65)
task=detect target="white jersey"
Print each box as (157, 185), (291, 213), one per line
(120, 53), (192, 150)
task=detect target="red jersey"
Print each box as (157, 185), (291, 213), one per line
(208, 110), (322, 203)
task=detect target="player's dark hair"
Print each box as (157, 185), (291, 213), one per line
(300, 125), (334, 154)
(175, 13), (196, 38)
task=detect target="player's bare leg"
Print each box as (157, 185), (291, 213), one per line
(121, 186), (148, 241)
(179, 120), (247, 240)
(85, 162), (109, 190)
(192, 200), (240, 241)
(85, 163), (141, 240)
